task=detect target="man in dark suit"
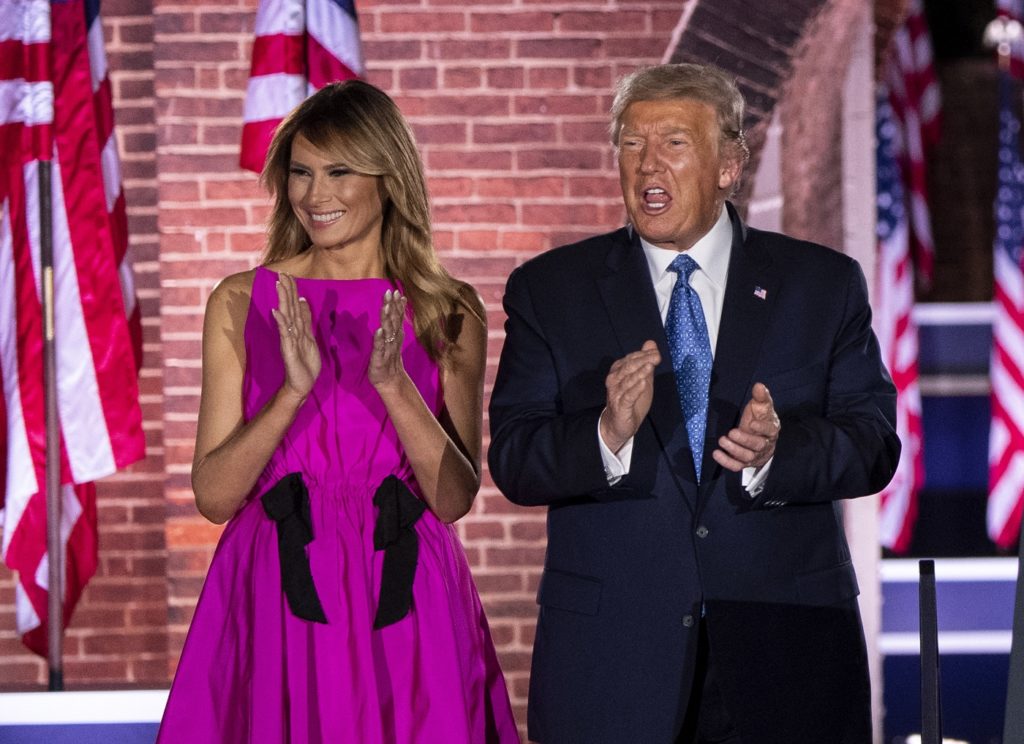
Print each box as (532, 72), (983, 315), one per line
(488, 63), (900, 743)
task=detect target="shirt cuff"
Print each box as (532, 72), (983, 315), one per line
(742, 457), (773, 497)
(598, 420), (634, 485)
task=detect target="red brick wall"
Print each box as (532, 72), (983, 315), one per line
(154, 3), (685, 732)
(1, 0), (683, 728)
(0, 2), (852, 739)
(781, 0), (866, 247)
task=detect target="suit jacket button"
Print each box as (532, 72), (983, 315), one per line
(696, 525), (709, 538)
(682, 614), (694, 627)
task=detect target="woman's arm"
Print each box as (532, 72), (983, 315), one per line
(370, 289), (486, 523)
(191, 272), (320, 524)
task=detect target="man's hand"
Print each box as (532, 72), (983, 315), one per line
(599, 340), (661, 453)
(712, 382), (780, 472)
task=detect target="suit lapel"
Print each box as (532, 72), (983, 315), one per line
(699, 204), (778, 491)
(597, 229), (698, 505)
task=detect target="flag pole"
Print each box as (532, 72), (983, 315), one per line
(987, 13), (1024, 740)
(39, 156), (64, 692)
(38, 2), (64, 685)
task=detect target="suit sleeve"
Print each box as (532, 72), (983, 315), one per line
(756, 261), (901, 505)
(488, 267), (633, 507)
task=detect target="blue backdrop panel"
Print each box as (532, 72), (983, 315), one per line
(883, 654), (1008, 743)
(0, 723), (158, 744)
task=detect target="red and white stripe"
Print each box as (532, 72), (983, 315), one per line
(874, 1), (939, 553)
(989, 247), (1024, 549)
(0, 0), (144, 656)
(885, 0), (941, 288)
(987, 71), (1024, 550)
(239, 0), (365, 173)
(874, 199), (925, 553)
(86, 1), (141, 368)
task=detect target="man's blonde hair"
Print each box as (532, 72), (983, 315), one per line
(610, 63), (750, 165)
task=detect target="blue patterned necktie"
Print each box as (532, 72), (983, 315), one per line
(665, 254), (713, 482)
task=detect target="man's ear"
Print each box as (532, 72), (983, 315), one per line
(718, 154), (742, 192)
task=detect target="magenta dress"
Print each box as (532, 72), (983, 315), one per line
(157, 267), (519, 743)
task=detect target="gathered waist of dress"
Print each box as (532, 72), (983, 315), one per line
(248, 468), (423, 503)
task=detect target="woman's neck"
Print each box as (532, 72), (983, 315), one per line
(286, 244), (386, 280)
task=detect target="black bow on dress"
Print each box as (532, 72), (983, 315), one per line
(372, 475), (426, 629)
(261, 473), (328, 624)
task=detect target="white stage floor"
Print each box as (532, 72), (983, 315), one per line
(0, 690), (167, 743)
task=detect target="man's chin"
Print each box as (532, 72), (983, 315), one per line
(632, 225), (678, 250)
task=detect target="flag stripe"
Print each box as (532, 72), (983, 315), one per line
(0, 27), (53, 161)
(1, 0), (143, 655)
(242, 72), (308, 122)
(239, 117), (285, 174)
(249, 33), (306, 78)
(253, 0), (306, 35)
(239, 0), (365, 173)
(876, 98), (925, 552)
(0, 40), (51, 83)
(306, 33), (360, 89)
(0, 0), (51, 44)
(875, 2), (939, 553)
(306, 0), (362, 85)
(85, 2), (141, 367)
(47, 156), (118, 479)
(0, 303), (6, 515)
(51, 0), (143, 475)
(92, 78), (115, 152)
(4, 163), (48, 553)
(988, 71), (1024, 550)
(84, 6), (106, 89)
(0, 198), (40, 555)
(0, 80), (53, 126)
(885, 0), (940, 286)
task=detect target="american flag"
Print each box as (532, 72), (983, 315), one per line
(884, 0), (941, 288)
(239, 0), (365, 173)
(873, 0), (939, 553)
(988, 73), (1024, 551)
(0, 0), (145, 655)
(86, 0), (142, 368)
(998, 0), (1024, 80)
(875, 93), (926, 554)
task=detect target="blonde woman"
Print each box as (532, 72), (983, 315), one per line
(158, 81), (519, 744)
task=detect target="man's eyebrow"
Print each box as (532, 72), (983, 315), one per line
(620, 126), (696, 136)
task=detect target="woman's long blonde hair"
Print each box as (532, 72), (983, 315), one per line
(261, 80), (480, 364)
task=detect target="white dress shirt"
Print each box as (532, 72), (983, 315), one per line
(598, 204), (771, 495)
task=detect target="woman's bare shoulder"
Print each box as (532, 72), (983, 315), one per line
(205, 268), (260, 332)
(211, 268), (259, 300)
(444, 280), (486, 368)
(452, 280), (486, 324)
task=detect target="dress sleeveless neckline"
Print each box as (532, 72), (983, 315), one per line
(257, 264), (397, 285)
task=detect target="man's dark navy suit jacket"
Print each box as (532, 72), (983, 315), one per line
(488, 204), (900, 743)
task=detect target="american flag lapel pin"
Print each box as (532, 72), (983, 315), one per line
(754, 286), (767, 300)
